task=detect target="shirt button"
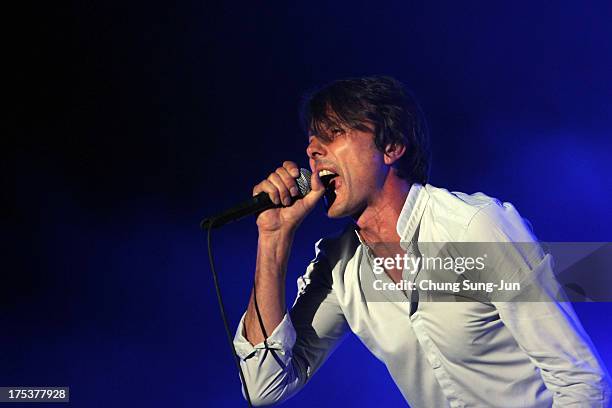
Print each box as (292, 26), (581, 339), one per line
(430, 357), (441, 368)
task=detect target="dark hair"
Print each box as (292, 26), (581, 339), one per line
(301, 76), (431, 185)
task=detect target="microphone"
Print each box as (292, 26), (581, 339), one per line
(200, 168), (312, 230)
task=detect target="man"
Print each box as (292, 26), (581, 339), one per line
(232, 76), (611, 407)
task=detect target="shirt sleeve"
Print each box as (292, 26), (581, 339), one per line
(232, 238), (349, 406)
(466, 202), (612, 407)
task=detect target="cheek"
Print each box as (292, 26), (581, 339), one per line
(338, 139), (384, 186)
(354, 151), (384, 180)
(351, 166), (385, 197)
(344, 166), (377, 196)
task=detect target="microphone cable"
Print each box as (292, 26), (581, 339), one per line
(204, 169), (311, 405)
(206, 221), (254, 407)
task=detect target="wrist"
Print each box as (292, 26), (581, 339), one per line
(258, 225), (297, 241)
(256, 228), (294, 277)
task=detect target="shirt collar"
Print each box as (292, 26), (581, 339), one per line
(353, 183), (429, 246)
(396, 183), (429, 241)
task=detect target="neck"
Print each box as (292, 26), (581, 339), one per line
(354, 171), (411, 246)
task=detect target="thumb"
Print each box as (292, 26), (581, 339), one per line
(302, 171), (325, 207)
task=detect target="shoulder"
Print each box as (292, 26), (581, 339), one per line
(298, 224), (360, 293)
(422, 184), (537, 242)
(311, 223), (360, 265)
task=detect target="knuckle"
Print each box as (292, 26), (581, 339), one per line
(266, 182), (280, 195)
(277, 168), (291, 182)
(283, 161), (300, 177)
(268, 174), (282, 186)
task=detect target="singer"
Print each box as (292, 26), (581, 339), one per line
(232, 76), (611, 406)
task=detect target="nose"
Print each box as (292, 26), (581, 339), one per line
(306, 136), (326, 160)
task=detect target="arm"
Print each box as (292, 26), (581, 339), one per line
(467, 203), (611, 407)
(243, 229), (295, 347)
(232, 161), (348, 405)
(234, 238), (349, 406)
(242, 160), (325, 346)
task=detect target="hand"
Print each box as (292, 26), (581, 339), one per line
(253, 161), (325, 233)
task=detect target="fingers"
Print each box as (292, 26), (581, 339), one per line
(269, 171), (293, 206)
(310, 169), (324, 192)
(282, 161), (300, 178)
(253, 163), (300, 207)
(253, 180), (280, 205)
(301, 170), (325, 208)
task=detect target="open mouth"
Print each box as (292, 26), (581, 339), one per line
(318, 169), (340, 191)
(318, 169), (340, 209)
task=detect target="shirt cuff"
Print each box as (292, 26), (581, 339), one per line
(233, 311), (297, 360)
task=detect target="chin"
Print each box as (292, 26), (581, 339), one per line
(326, 200), (363, 219)
(325, 200), (349, 218)
(326, 208), (344, 218)
(324, 200), (341, 217)
(324, 189), (361, 218)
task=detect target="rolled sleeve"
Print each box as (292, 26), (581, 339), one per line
(233, 311), (297, 361)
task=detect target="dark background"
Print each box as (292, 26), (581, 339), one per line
(6, 1), (612, 407)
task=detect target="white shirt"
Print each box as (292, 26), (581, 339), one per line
(233, 183), (611, 407)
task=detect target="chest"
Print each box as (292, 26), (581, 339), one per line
(336, 247), (506, 363)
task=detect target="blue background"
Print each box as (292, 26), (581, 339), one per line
(7, 1), (612, 407)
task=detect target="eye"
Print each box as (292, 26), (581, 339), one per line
(327, 127), (347, 141)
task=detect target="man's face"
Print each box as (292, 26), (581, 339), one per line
(307, 124), (387, 218)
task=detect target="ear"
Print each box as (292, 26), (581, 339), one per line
(383, 142), (406, 165)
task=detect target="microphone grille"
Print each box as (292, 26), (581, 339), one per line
(296, 168), (312, 196)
